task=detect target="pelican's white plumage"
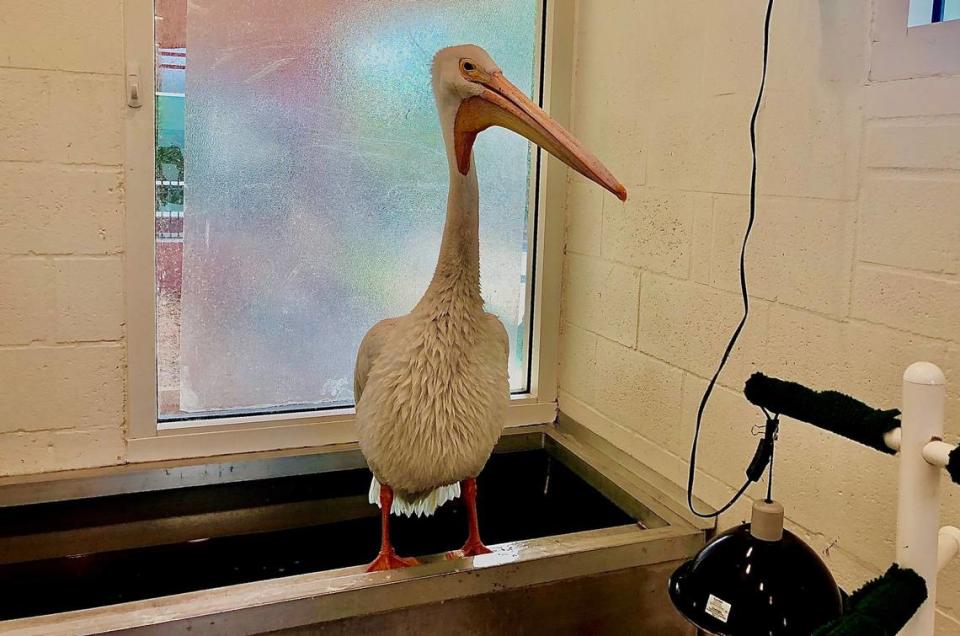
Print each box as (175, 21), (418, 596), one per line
(355, 45), (509, 517)
(355, 282), (509, 513)
(353, 45), (625, 569)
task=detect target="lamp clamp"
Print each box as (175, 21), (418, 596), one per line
(746, 414), (779, 484)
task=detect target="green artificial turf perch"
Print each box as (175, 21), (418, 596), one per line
(811, 565), (927, 635)
(743, 373), (901, 454)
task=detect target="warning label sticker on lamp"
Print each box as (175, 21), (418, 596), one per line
(705, 594), (732, 623)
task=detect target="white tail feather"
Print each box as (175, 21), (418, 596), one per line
(368, 477), (461, 518)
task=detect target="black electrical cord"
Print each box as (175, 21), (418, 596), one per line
(766, 440), (775, 503)
(686, 0), (775, 519)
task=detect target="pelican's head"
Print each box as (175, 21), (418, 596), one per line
(432, 44), (627, 202)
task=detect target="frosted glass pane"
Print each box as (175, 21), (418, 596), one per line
(946, 0), (960, 22)
(156, 0), (540, 417)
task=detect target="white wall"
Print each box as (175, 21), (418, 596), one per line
(558, 0), (960, 631)
(0, 1), (127, 475)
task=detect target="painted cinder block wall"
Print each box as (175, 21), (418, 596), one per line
(0, 1), (127, 474)
(558, 0), (960, 631)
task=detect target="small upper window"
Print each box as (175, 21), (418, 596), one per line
(154, 0), (543, 421)
(908, 0), (960, 26)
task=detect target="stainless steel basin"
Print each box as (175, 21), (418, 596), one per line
(0, 422), (708, 635)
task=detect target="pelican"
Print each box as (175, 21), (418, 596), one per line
(354, 44), (626, 572)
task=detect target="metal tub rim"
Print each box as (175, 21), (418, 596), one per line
(0, 424), (708, 636)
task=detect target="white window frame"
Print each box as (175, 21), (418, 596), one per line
(123, 0), (575, 463)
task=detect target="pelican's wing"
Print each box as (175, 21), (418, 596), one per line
(485, 313), (509, 357)
(354, 317), (400, 401)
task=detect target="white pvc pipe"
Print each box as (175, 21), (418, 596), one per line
(897, 362), (946, 636)
(922, 440), (954, 469)
(939, 526), (960, 572)
(885, 427), (902, 452)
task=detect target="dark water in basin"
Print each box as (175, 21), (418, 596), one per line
(0, 449), (634, 620)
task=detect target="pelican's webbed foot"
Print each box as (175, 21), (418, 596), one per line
(367, 549), (420, 572)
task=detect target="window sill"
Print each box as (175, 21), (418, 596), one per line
(126, 395), (558, 464)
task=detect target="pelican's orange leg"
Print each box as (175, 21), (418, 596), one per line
(367, 484), (419, 572)
(459, 477), (492, 557)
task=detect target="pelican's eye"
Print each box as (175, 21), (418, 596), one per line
(460, 59), (481, 79)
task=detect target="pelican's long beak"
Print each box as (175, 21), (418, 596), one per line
(454, 71), (627, 202)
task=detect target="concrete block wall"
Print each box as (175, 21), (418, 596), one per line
(0, 0), (127, 475)
(559, 0), (960, 631)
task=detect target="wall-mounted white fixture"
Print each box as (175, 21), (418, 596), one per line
(894, 362), (959, 636)
(938, 526), (960, 572)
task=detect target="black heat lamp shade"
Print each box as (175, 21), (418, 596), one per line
(669, 524), (843, 635)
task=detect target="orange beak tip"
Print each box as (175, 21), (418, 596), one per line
(616, 185), (628, 202)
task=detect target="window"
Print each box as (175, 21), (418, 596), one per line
(870, 0), (960, 81)
(909, 0), (960, 25)
(153, 0), (545, 421)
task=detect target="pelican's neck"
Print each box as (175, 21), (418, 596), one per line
(418, 97), (483, 313)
